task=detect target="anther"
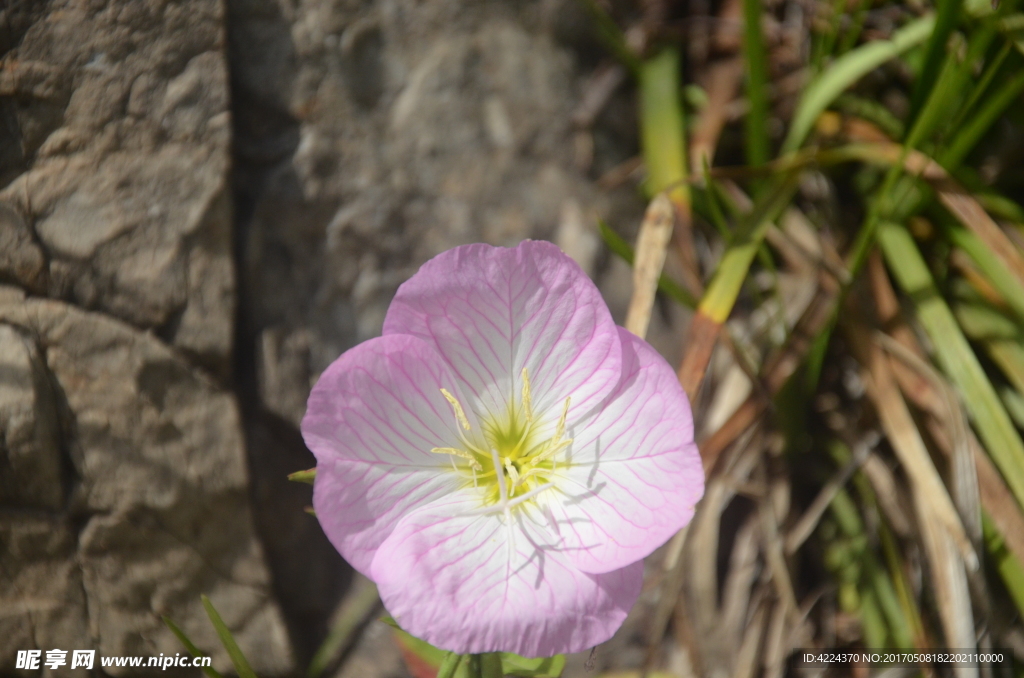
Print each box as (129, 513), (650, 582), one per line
(521, 367), (534, 425)
(440, 388), (472, 431)
(529, 435), (572, 468)
(430, 447), (482, 470)
(503, 458), (520, 487)
(554, 396), (570, 442)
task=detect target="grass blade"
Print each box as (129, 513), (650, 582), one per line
(201, 595), (258, 678)
(742, 0), (770, 173)
(877, 221), (1024, 513)
(945, 225), (1024, 324)
(307, 578), (380, 678)
(850, 325), (977, 567)
(640, 48), (689, 209)
(953, 300), (1024, 394)
(818, 141), (1024, 293)
(598, 220), (696, 308)
(781, 15), (935, 154)
(577, 0), (640, 74)
(162, 616), (225, 678)
(676, 174), (799, 399)
(909, 0), (961, 121)
(698, 176), (799, 323)
(983, 513), (1024, 615)
(625, 195), (676, 338)
(942, 67), (1024, 169)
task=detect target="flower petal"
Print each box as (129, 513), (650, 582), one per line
(370, 493), (643, 656)
(302, 334), (480, 574)
(549, 327), (704, 574)
(382, 241), (622, 428)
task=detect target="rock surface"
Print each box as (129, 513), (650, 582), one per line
(0, 317), (64, 510)
(0, 0), (235, 379)
(0, 1), (292, 675)
(0, 297), (291, 677)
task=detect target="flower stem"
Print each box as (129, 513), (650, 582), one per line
(478, 653), (503, 678)
(436, 652), (462, 678)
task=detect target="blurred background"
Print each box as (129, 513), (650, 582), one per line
(2, 0), (1024, 676)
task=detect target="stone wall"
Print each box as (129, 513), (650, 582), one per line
(0, 1), (290, 675)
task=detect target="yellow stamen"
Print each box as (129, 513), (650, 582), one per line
(434, 376), (574, 513)
(554, 396), (570, 442)
(521, 367), (533, 425)
(529, 437), (572, 467)
(491, 448), (510, 512)
(440, 388), (471, 431)
(513, 466), (540, 488)
(503, 458), (520, 486)
(431, 447), (482, 470)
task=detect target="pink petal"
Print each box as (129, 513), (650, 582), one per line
(550, 328), (704, 574)
(382, 241), (622, 429)
(302, 334), (480, 574)
(370, 494), (643, 656)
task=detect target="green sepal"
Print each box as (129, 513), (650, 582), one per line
(382, 617), (566, 677)
(288, 468), (317, 484)
(496, 653), (565, 677)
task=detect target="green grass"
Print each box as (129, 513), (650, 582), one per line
(590, 0), (1024, 666)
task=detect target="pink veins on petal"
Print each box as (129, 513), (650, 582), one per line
(301, 240), (705, 656)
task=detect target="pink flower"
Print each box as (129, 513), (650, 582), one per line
(302, 241), (704, 657)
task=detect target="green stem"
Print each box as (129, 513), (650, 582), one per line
(479, 653), (503, 678)
(436, 653), (463, 678)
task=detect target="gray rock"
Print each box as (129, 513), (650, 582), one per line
(0, 204), (47, 294)
(0, 514), (92, 678)
(0, 0), (235, 378)
(0, 298), (292, 677)
(0, 321), (64, 510)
